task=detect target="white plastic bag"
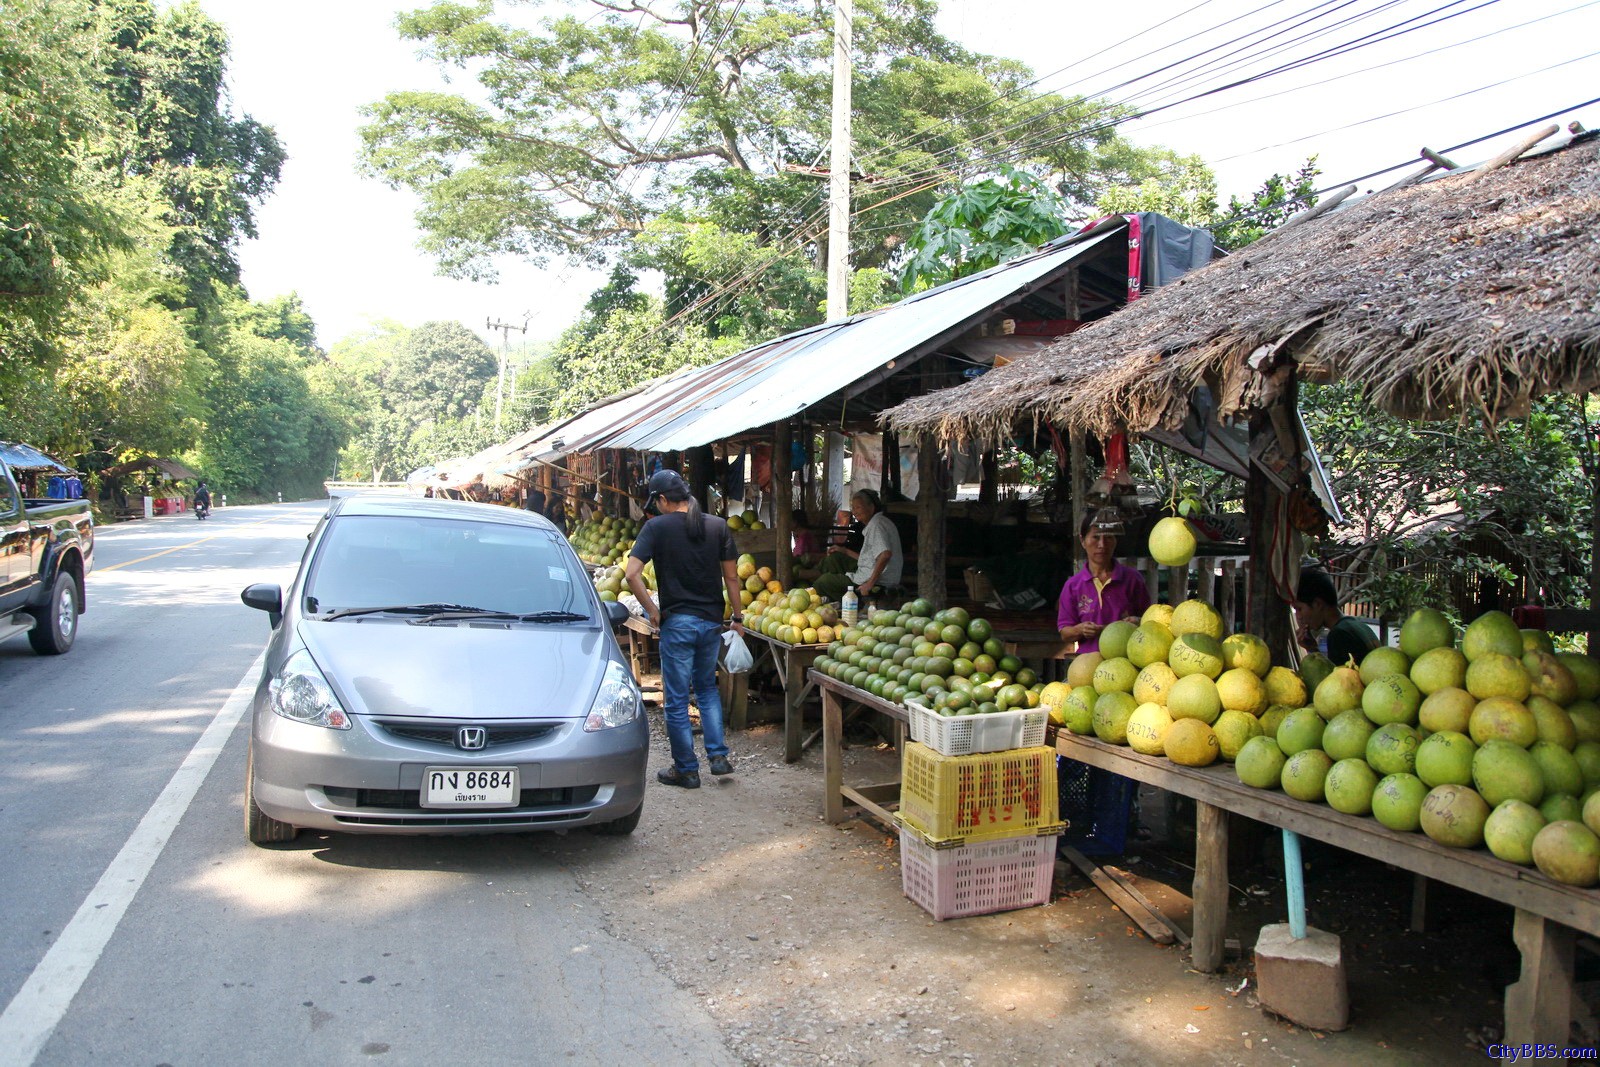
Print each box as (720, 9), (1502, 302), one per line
(721, 628), (753, 673)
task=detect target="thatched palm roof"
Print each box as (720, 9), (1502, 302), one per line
(886, 132), (1600, 444)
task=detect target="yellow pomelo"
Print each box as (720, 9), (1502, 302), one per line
(1213, 709), (1262, 761)
(1221, 633), (1272, 678)
(1066, 652), (1103, 689)
(1419, 687), (1476, 734)
(1126, 703), (1173, 755)
(1168, 673), (1222, 724)
(1126, 621), (1175, 669)
(1170, 599), (1225, 640)
(1149, 516), (1197, 567)
(1133, 662), (1178, 707)
(1164, 718), (1220, 767)
(1465, 653), (1532, 702)
(1264, 666), (1307, 707)
(1142, 603), (1175, 628)
(1217, 668), (1268, 714)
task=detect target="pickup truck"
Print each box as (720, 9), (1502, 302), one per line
(1, 444), (94, 654)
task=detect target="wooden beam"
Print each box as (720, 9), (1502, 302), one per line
(1061, 846), (1177, 945)
(1466, 124), (1560, 184)
(1505, 909), (1577, 1047)
(917, 434), (946, 609)
(1191, 802), (1230, 972)
(774, 419), (794, 590)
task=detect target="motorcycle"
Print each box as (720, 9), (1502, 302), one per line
(195, 500), (210, 521)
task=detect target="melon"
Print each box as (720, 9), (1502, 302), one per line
(1282, 750), (1334, 802)
(1221, 633), (1273, 678)
(1469, 697), (1538, 748)
(1465, 653), (1532, 702)
(1264, 666), (1307, 708)
(1213, 709), (1262, 761)
(1531, 741), (1585, 797)
(1149, 516), (1198, 567)
(1322, 709), (1377, 763)
(1399, 607), (1456, 659)
(1419, 687), (1476, 734)
(1367, 723), (1422, 776)
(1092, 657), (1138, 695)
(1167, 673), (1222, 725)
(1092, 691), (1138, 744)
(1373, 773), (1429, 832)
(1531, 821), (1600, 887)
(1414, 730), (1477, 788)
(1169, 599), (1225, 640)
(1168, 633), (1225, 680)
(1363, 674), (1423, 726)
(1461, 610), (1524, 662)
(1133, 662), (1179, 707)
(1276, 707), (1326, 756)
(1127, 621), (1175, 669)
(1313, 666), (1364, 720)
(1066, 652), (1103, 688)
(1164, 718), (1220, 767)
(1216, 668), (1268, 715)
(1420, 784), (1490, 848)
(1359, 646), (1411, 685)
(1098, 620), (1138, 661)
(1484, 799), (1546, 865)
(1326, 758), (1379, 815)
(1236, 736), (1287, 788)
(1473, 739), (1546, 807)
(1126, 703), (1173, 756)
(1410, 647), (1467, 695)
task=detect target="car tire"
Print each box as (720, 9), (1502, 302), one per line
(27, 571), (78, 655)
(593, 800), (643, 836)
(246, 746), (299, 845)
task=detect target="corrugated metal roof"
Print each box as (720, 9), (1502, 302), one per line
(558, 223), (1126, 455)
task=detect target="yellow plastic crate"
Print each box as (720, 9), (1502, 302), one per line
(898, 742), (1060, 846)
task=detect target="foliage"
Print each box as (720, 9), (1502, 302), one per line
(389, 320), (499, 424)
(551, 298), (741, 417)
(897, 165), (1069, 292)
(1209, 158), (1321, 252)
(1095, 151), (1219, 230)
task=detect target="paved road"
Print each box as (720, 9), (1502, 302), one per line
(0, 501), (733, 1066)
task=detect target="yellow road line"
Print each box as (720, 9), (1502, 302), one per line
(94, 517), (278, 573)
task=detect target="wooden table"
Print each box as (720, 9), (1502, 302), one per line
(621, 616), (655, 681)
(743, 631), (829, 762)
(1055, 731), (1598, 1048)
(815, 671), (908, 828)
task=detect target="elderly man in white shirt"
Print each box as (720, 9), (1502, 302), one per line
(816, 489), (903, 601)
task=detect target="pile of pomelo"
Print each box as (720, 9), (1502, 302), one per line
(743, 576), (840, 645)
(725, 508), (766, 532)
(591, 562), (653, 601)
(570, 515), (642, 565)
(812, 603), (1048, 711)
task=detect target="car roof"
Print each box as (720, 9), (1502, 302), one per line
(328, 495), (559, 533)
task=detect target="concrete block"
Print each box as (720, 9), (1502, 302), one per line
(1254, 923), (1350, 1032)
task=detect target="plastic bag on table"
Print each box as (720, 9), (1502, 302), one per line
(721, 629), (753, 673)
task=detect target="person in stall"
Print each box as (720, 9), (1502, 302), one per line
(814, 489), (903, 603)
(1056, 508), (1152, 654)
(1294, 568), (1378, 667)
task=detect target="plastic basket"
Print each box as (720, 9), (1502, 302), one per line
(898, 819), (1061, 920)
(904, 702), (1048, 757)
(898, 742), (1060, 845)
(1058, 757), (1137, 857)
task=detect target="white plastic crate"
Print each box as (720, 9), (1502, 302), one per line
(898, 820), (1060, 921)
(904, 701), (1048, 756)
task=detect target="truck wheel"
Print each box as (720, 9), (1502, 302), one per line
(27, 572), (78, 655)
(246, 746), (299, 845)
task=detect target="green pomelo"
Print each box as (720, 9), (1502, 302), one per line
(1359, 646), (1411, 685)
(1169, 599), (1225, 640)
(1524, 651), (1578, 706)
(1531, 741), (1586, 797)
(1221, 633), (1273, 678)
(1149, 515), (1198, 567)
(1367, 723), (1422, 776)
(1313, 667), (1364, 720)
(1570, 701), (1600, 744)
(1521, 628), (1556, 655)
(1133, 662), (1179, 706)
(1529, 695), (1578, 751)
(1126, 703), (1173, 756)
(1363, 674), (1423, 726)
(1420, 784), (1490, 848)
(1322, 709), (1377, 763)
(1276, 707), (1327, 756)
(1372, 773), (1429, 832)
(1168, 633), (1225, 680)
(1473, 739), (1546, 807)
(1216, 668), (1268, 714)
(1556, 653), (1600, 702)
(1299, 653), (1336, 695)
(1127, 621), (1176, 669)
(1470, 697), (1539, 748)
(1484, 800), (1546, 865)
(1586, 791), (1600, 836)
(1399, 607), (1456, 659)
(1282, 750), (1334, 803)
(1066, 652), (1102, 688)
(1164, 718), (1220, 766)
(1414, 730), (1477, 788)
(1213, 710), (1262, 761)
(1092, 691), (1138, 744)
(1264, 666), (1307, 708)
(1098, 620), (1138, 662)
(1462, 610), (1525, 662)
(1167, 673), (1222, 725)
(1541, 794), (1583, 824)
(1326, 758), (1379, 815)
(1531, 821), (1600, 887)
(1465, 653), (1532, 702)
(1063, 686), (1097, 734)
(1419, 687), (1476, 734)
(1260, 704), (1293, 738)
(1236, 736), (1287, 788)
(1575, 741), (1600, 790)
(1411, 647), (1468, 695)
(1093, 657), (1139, 695)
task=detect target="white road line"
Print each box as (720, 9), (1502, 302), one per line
(0, 653), (265, 1067)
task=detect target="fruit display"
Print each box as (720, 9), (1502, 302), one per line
(570, 515), (642, 566)
(725, 508), (766, 532)
(811, 602), (1048, 712)
(591, 561), (654, 601)
(741, 558), (840, 645)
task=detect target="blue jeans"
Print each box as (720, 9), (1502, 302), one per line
(658, 613), (729, 773)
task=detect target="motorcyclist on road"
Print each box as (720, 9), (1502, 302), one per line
(194, 481), (212, 515)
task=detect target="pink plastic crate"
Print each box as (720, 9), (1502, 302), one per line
(898, 821), (1061, 921)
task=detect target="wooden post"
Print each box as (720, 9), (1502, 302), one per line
(823, 685), (845, 824)
(774, 419), (794, 590)
(1191, 801), (1230, 972)
(978, 450), (998, 509)
(686, 445), (714, 511)
(1218, 560), (1238, 633)
(917, 434), (946, 608)
(1504, 909), (1576, 1046)
(1246, 399), (1296, 665)
(1590, 465), (1599, 655)
(1069, 429), (1088, 570)
(883, 428), (901, 499)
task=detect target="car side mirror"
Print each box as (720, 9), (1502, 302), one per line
(241, 583), (284, 628)
(604, 600), (630, 630)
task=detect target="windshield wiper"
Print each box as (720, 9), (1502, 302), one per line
(407, 609), (524, 624)
(515, 611), (591, 623)
(321, 603), (488, 621)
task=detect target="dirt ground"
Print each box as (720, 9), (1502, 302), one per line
(535, 674), (1596, 1066)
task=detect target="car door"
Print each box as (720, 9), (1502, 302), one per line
(0, 468), (31, 602)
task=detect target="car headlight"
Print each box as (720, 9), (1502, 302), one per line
(584, 661), (640, 732)
(267, 648), (351, 729)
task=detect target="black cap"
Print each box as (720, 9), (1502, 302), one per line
(645, 469), (689, 498)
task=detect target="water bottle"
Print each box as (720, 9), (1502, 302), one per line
(841, 585), (859, 627)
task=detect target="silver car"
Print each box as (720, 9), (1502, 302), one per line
(239, 496), (646, 843)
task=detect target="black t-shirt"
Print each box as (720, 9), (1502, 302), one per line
(630, 511), (736, 623)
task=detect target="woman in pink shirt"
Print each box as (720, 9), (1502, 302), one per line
(1056, 509), (1152, 654)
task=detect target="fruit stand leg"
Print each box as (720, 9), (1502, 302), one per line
(1191, 802), (1230, 972)
(1504, 909), (1576, 1048)
(823, 686), (844, 824)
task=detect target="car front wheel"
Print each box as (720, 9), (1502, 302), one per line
(593, 800), (643, 836)
(27, 571), (78, 655)
(246, 746), (299, 845)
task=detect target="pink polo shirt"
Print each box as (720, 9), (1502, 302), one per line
(1056, 563), (1152, 654)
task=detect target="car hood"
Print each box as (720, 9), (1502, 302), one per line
(297, 619), (611, 720)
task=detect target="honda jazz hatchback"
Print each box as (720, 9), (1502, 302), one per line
(239, 496), (646, 843)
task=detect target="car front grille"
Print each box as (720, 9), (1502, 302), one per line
(320, 784), (602, 827)
(323, 785), (599, 811)
(372, 720), (562, 750)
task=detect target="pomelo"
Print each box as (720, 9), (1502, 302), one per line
(1164, 718), (1220, 767)
(1465, 653), (1532, 702)
(1531, 821), (1600, 887)
(1473, 739), (1546, 807)
(1142, 603), (1175, 628)
(1524, 651), (1578, 706)
(1221, 633), (1273, 678)
(1236, 736), (1288, 788)
(1531, 741), (1585, 797)
(1469, 696), (1539, 748)
(1521, 628), (1556, 655)
(1276, 707), (1327, 756)
(1063, 686), (1097, 734)
(1528, 695), (1578, 751)
(1420, 784), (1490, 848)
(1127, 621), (1176, 669)
(1093, 657), (1138, 695)
(1126, 703), (1173, 755)
(1484, 800), (1546, 865)
(1586, 790), (1600, 836)
(1133, 662), (1179, 707)
(1367, 723), (1421, 776)
(1373, 773), (1429, 832)
(1411, 647), (1467, 695)
(1326, 758), (1379, 815)
(1569, 700), (1600, 743)
(1313, 666), (1364, 720)
(1282, 750), (1334, 802)
(1299, 652), (1336, 695)
(1216, 668), (1268, 715)
(1264, 666), (1307, 708)
(1149, 515), (1198, 567)
(1092, 691), (1138, 744)
(1462, 610), (1524, 661)
(1260, 704), (1293, 739)
(1540, 794), (1583, 825)
(1066, 652), (1103, 688)
(1399, 607), (1456, 659)
(1213, 709), (1262, 761)
(1168, 633), (1225, 680)
(1419, 687), (1476, 734)
(1556, 652), (1600, 702)
(1575, 740), (1600, 790)
(1363, 674), (1423, 726)
(1359, 646), (1411, 685)
(1098, 620), (1138, 661)
(1322, 709), (1377, 763)
(1168, 673), (1222, 725)
(1414, 730), (1477, 788)
(1170, 599), (1225, 640)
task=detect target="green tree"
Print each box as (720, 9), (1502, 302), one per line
(551, 298), (739, 417)
(1209, 158), (1320, 251)
(897, 165), (1070, 292)
(390, 320), (498, 424)
(1094, 151), (1219, 229)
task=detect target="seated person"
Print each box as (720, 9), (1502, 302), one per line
(815, 490), (903, 601)
(1056, 509), (1152, 654)
(792, 509), (825, 581)
(1295, 568), (1378, 667)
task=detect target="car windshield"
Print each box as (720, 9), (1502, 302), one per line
(305, 514), (591, 621)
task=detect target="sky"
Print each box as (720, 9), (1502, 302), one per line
(200, 0), (1600, 350)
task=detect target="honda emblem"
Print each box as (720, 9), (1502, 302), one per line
(457, 726), (488, 751)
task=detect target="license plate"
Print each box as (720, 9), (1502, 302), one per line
(421, 766), (519, 808)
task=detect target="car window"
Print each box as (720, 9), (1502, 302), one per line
(0, 471), (16, 516)
(305, 515), (590, 617)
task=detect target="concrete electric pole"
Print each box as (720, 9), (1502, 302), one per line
(827, 0), (853, 323)
(486, 314), (529, 432)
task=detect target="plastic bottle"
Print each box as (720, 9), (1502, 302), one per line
(841, 585), (859, 627)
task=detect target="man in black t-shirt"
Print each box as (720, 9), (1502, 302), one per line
(626, 470), (744, 789)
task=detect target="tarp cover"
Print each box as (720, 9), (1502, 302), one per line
(1138, 212), (1217, 288)
(0, 442), (71, 473)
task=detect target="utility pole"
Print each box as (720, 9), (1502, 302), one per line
(486, 314), (529, 432)
(827, 0), (852, 322)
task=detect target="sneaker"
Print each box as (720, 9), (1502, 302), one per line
(708, 755), (734, 776)
(656, 767), (701, 789)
